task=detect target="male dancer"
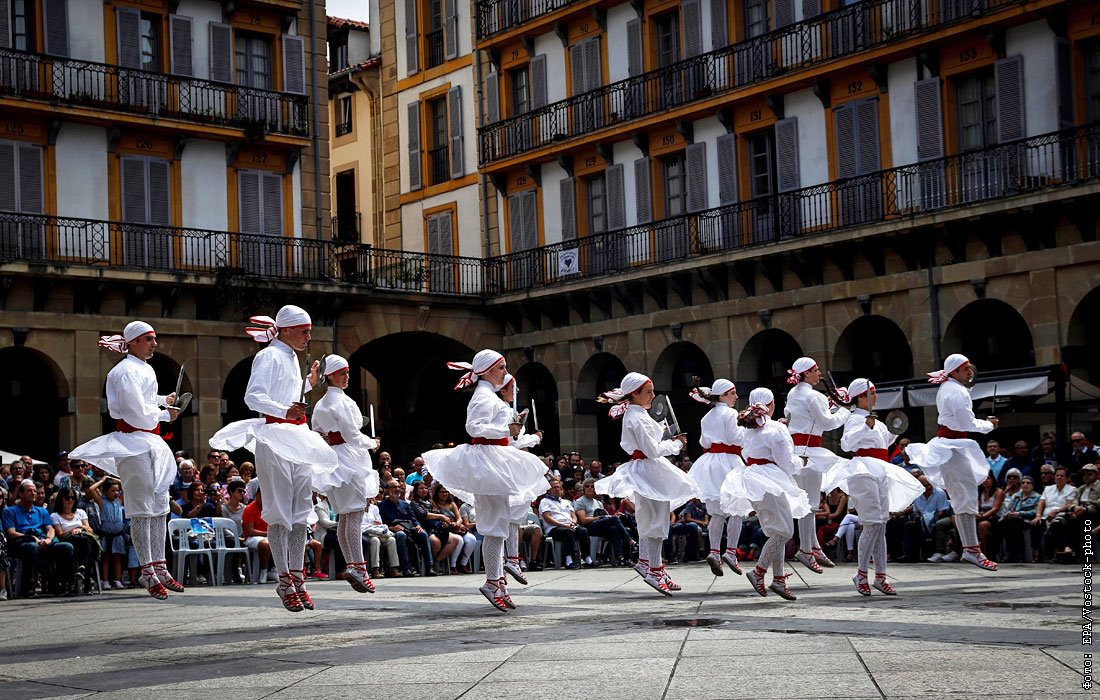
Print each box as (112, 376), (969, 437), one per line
(498, 373), (542, 584)
(70, 321), (181, 599)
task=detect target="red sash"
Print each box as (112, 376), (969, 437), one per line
(472, 437), (509, 446)
(855, 448), (889, 460)
(631, 450), (648, 460)
(708, 443), (743, 456)
(745, 457), (773, 466)
(266, 415), (307, 425)
(115, 419), (160, 435)
(791, 433), (822, 448)
(936, 426), (968, 439)
(324, 431), (346, 446)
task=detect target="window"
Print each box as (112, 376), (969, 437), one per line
(138, 13), (160, 71)
(1087, 42), (1100, 122)
(336, 94), (353, 136)
(748, 130), (775, 198)
(744, 0), (769, 38)
(510, 66), (530, 117)
(663, 153), (686, 217)
(955, 71), (997, 151)
(11, 0), (33, 51)
(656, 13), (680, 68)
(587, 174), (606, 236)
(331, 39), (349, 72)
(0, 139), (44, 260)
(120, 155), (172, 268)
(426, 0), (445, 69)
(425, 208), (455, 292)
(238, 169), (285, 276)
(334, 170), (358, 241)
(428, 96), (448, 185)
(408, 86), (463, 191)
(235, 33), (272, 90)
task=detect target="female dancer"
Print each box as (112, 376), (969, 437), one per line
(310, 354), (380, 594)
(687, 380), (745, 577)
(595, 372), (695, 596)
(785, 357), (849, 573)
(822, 378), (923, 595)
(422, 350), (549, 612)
(498, 373), (542, 582)
(720, 388), (812, 601)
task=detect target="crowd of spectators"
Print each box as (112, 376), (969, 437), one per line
(2, 429), (1098, 600)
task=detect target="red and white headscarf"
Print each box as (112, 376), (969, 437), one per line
(846, 378), (875, 400)
(743, 387), (775, 428)
(787, 357), (818, 385)
(447, 349), (504, 390)
(323, 354), (349, 377)
(98, 320), (155, 354)
(601, 372), (651, 419)
(927, 353), (970, 384)
(246, 305), (312, 343)
(689, 378), (736, 405)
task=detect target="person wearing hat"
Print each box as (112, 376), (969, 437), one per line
(720, 388), (812, 601)
(595, 372), (695, 596)
(497, 373), (545, 578)
(904, 354), (999, 571)
(310, 354), (381, 594)
(784, 357), (850, 574)
(422, 350), (549, 611)
(210, 305), (339, 612)
(69, 321), (182, 599)
(686, 379), (746, 578)
(822, 379), (923, 596)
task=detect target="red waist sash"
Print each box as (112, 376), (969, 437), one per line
(115, 420), (160, 435)
(936, 426), (968, 439)
(472, 437), (509, 446)
(855, 448), (889, 460)
(708, 443), (743, 456)
(791, 433), (823, 448)
(745, 458), (774, 466)
(266, 415), (307, 425)
(631, 450), (648, 460)
(324, 431), (346, 446)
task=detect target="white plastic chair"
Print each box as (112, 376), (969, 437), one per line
(167, 519), (216, 585)
(210, 517), (252, 584)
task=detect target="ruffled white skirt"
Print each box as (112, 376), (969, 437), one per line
(903, 437), (987, 514)
(822, 456), (924, 514)
(797, 445), (843, 473)
(595, 457), (697, 510)
(688, 452), (744, 513)
(70, 431), (176, 517)
(209, 419), (339, 474)
(719, 462), (812, 520)
(421, 444), (549, 507)
(315, 443), (381, 514)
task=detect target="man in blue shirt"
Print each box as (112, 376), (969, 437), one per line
(377, 480), (432, 576)
(2, 480), (74, 597)
(900, 476), (953, 563)
(986, 440), (1008, 485)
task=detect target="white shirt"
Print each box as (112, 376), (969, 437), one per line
(50, 509), (89, 533)
(936, 378), (994, 434)
(620, 404), (683, 459)
(840, 408), (898, 453)
(362, 503), (384, 530)
(107, 355), (170, 430)
(311, 387), (379, 451)
(698, 403), (743, 450)
(742, 418), (803, 477)
(511, 429), (541, 450)
(539, 496), (576, 534)
(466, 381), (511, 439)
(785, 382), (849, 436)
(1040, 483), (1076, 519)
(244, 338), (313, 418)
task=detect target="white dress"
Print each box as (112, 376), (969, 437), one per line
(719, 418), (812, 537)
(903, 378), (992, 515)
(69, 355), (176, 518)
(821, 409), (923, 523)
(785, 382), (849, 473)
(311, 387), (381, 514)
(687, 403), (746, 516)
(421, 381), (549, 538)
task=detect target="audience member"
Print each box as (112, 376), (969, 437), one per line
(378, 480), (432, 576)
(901, 476), (951, 562)
(242, 487), (273, 583)
(573, 479), (632, 566)
(362, 498), (402, 578)
(50, 486), (99, 594)
(1069, 464), (1100, 558)
(1005, 441), (1033, 480)
(1039, 466), (1077, 561)
(986, 440), (1008, 484)
(432, 483), (477, 574)
(1001, 476), (1042, 562)
(976, 471), (1004, 562)
(667, 499), (705, 562)
(3, 480), (73, 597)
(87, 476), (127, 589)
(409, 481), (458, 574)
(1069, 433), (1100, 472)
(538, 479), (592, 569)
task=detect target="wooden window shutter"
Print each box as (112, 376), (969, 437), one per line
(43, 0), (70, 57)
(994, 55), (1025, 143)
(774, 117), (800, 192)
(116, 7), (142, 69)
(834, 101), (857, 179)
(522, 190), (539, 249)
(1056, 39), (1074, 130)
(530, 54), (548, 108)
(444, 0), (459, 60)
(685, 142), (708, 212)
(716, 133), (738, 205)
(405, 0), (419, 75)
(711, 0), (728, 50)
(447, 85), (464, 179)
(569, 42), (585, 96)
(856, 97), (880, 174)
(484, 72), (500, 123)
(683, 0), (703, 58)
(606, 163), (626, 230)
(407, 101), (422, 190)
(508, 193), (523, 251)
(802, 0), (821, 18)
(627, 19), (643, 76)
(914, 77), (943, 161)
(0, 2), (10, 50)
(282, 35), (306, 94)
(634, 157), (652, 224)
(560, 177), (577, 240)
(773, 0), (795, 29)
(169, 15), (194, 77)
(208, 22), (234, 83)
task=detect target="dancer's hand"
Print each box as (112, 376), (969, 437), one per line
(287, 403), (307, 421)
(988, 416), (1000, 428)
(165, 392), (177, 406)
(166, 407), (181, 423)
(865, 415), (876, 428)
(509, 423), (521, 437)
(308, 360), (321, 387)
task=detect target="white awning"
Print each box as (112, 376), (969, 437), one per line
(906, 375), (1049, 407)
(0, 450), (48, 466)
(874, 386), (905, 410)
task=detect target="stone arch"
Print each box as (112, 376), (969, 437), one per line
(737, 329), (803, 414)
(1068, 285), (1100, 387)
(575, 353), (628, 464)
(0, 346), (68, 461)
(515, 362), (559, 457)
(943, 299), (1035, 372)
(832, 315), (914, 386)
(652, 342), (715, 457)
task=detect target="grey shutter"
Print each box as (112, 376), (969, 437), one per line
(117, 7), (142, 68)
(508, 193), (523, 251)
(169, 15), (194, 77)
(447, 85), (464, 179)
(634, 157), (652, 224)
(530, 54), (548, 108)
(17, 144), (42, 214)
(209, 23), (234, 83)
(775, 117), (800, 192)
(717, 133), (738, 204)
(560, 177), (576, 240)
(484, 72), (500, 123)
(261, 171), (284, 276)
(584, 36), (601, 90)
(438, 211), (454, 254)
(444, 0), (459, 60)
(522, 190), (538, 250)
(147, 159), (171, 267)
(774, 0), (795, 29)
(0, 143), (15, 256)
(405, 0), (419, 75)
(0, 2), (10, 49)
(1056, 39), (1073, 130)
(606, 163), (625, 229)
(914, 78), (943, 161)
(856, 98), (880, 174)
(427, 213), (440, 254)
(407, 101), (421, 190)
(802, 0), (821, 17)
(43, 0), (70, 57)
(711, 0), (728, 49)
(238, 170), (260, 272)
(995, 55), (1025, 143)
(685, 142), (708, 212)
(282, 35), (306, 94)
(121, 157), (148, 223)
(834, 102), (857, 179)
(683, 0), (703, 57)
(627, 19), (643, 76)
(570, 42), (585, 95)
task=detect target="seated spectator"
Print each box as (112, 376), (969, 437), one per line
(1070, 433), (1100, 473)
(220, 481), (249, 583)
(976, 470), (1004, 562)
(239, 462), (255, 483)
(1070, 464), (1100, 558)
(574, 479), (632, 566)
(1005, 441), (1033, 480)
(830, 512), (861, 562)
(585, 460), (605, 481)
(3, 480), (73, 597)
(52, 451), (75, 490)
(538, 478), (593, 569)
(172, 483), (219, 519)
(313, 494), (342, 573)
(667, 499), (705, 562)
(242, 487), (273, 583)
(550, 456), (568, 481)
(409, 480), (458, 574)
(986, 440), (1008, 485)
(4, 460), (26, 495)
(362, 498), (401, 579)
(431, 483), (477, 574)
(889, 438), (911, 466)
(170, 459), (198, 501)
(392, 467), (405, 483)
(303, 521), (328, 580)
(33, 465), (55, 504)
(818, 488), (849, 552)
(50, 486), (99, 594)
(1039, 465), (1077, 561)
(87, 476), (127, 589)
(378, 480), (432, 576)
(223, 465), (241, 485)
(1000, 476), (1042, 562)
(377, 451), (393, 472)
(1032, 437), (1064, 477)
(900, 476), (952, 562)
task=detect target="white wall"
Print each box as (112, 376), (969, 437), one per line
(888, 58), (919, 167)
(369, 0), (381, 57)
(541, 161), (566, 246)
(292, 161), (302, 238)
(606, 4), (636, 83)
(55, 124), (108, 220)
(178, 0), (223, 82)
(68, 0), (105, 63)
(693, 116), (726, 210)
(180, 140), (228, 232)
(534, 33), (567, 104)
(786, 88), (827, 188)
(1007, 20), (1056, 138)
(349, 30), (373, 63)
(399, 185), (480, 254)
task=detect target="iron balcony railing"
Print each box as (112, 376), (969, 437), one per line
(479, 0), (1028, 165)
(493, 123), (1100, 292)
(476, 0), (581, 41)
(331, 213), (361, 242)
(0, 48), (309, 137)
(426, 29), (447, 69)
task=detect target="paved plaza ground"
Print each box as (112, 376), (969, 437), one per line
(0, 561), (1090, 699)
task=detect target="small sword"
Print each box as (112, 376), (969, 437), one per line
(166, 360), (192, 414)
(369, 403), (376, 439)
(666, 395), (682, 438)
(531, 399), (540, 432)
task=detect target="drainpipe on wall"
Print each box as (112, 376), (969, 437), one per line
(308, 0), (324, 239)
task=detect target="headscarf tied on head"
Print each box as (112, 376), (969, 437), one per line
(846, 378), (874, 401)
(927, 353), (970, 385)
(741, 387), (775, 427)
(689, 378), (736, 405)
(245, 305), (312, 343)
(98, 320), (155, 354)
(323, 354), (350, 378)
(447, 349), (504, 390)
(601, 372), (652, 419)
(787, 357), (818, 385)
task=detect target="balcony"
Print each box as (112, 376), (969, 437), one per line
(0, 48), (309, 138)
(426, 29), (447, 70)
(476, 0), (584, 42)
(335, 119), (352, 136)
(479, 0), (1034, 167)
(331, 213), (361, 242)
(428, 143), (451, 185)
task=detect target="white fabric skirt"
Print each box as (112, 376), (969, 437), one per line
(822, 456), (924, 518)
(688, 452), (743, 509)
(70, 431), (175, 517)
(595, 457), (697, 510)
(719, 462), (812, 521)
(421, 444), (549, 508)
(317, 444), (381, 514)
(904, 437), (986, 515)
(209, 419), (338, 473)
(797, 445), (843, 473)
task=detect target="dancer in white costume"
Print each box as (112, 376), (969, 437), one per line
(595, 372), (695, 596)
(497, 373), (544, 585)
(311, 355), (381, 594)
(720, 388), (812, 601)
(904, 354), (1000, 571)
(421, 351), (549, 612)
(822, 379), (923, 596)
(785, 357), (849, 573)
(209, 306), (339, 611)
(687, 379), (745, 577)
(70, 321), (182, 599)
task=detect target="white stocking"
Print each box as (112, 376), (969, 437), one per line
(708, 514), (727, 554)
(130, 516), (154, 568)
(956, 513), (979, 550)
(268, 524), (290, 575)
(725, 516), (743, 554)
(337, 511), (365, 565)
(798, 512), (820, 552)
(646, 538), (664, 571)
(483, 535), (504, 582)
(506, 523), (520, 559)
(857, 523), (877, 577)
(288, 524), (308, 573)
(872, 523), (888, 576)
